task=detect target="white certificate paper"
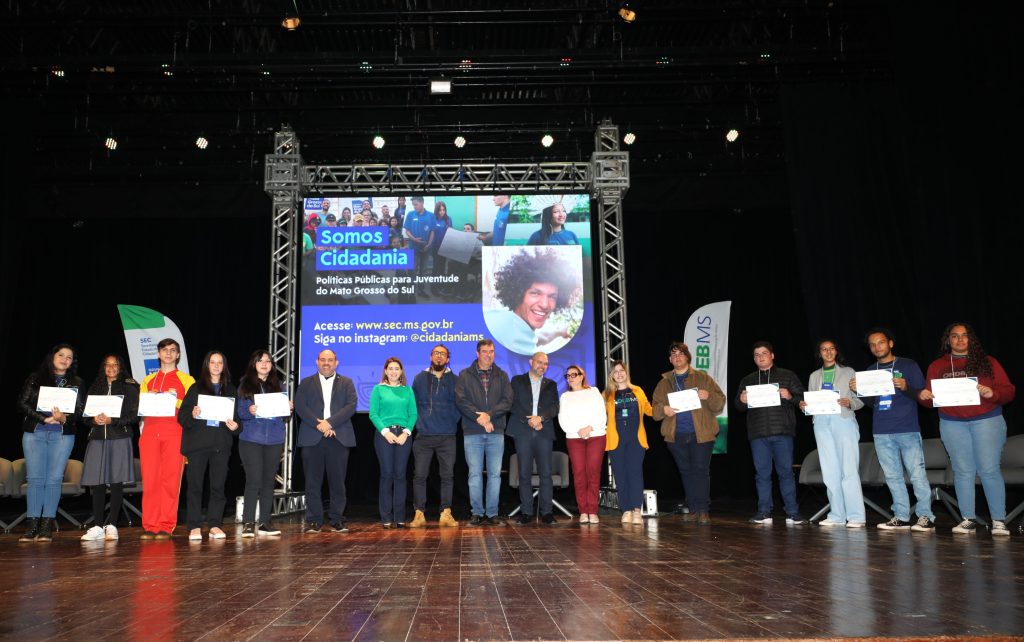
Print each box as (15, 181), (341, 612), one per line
(746, 383), (781, 408)
(138, 392), (178, 417)
(254, 392), (291, 418)
(931, 377), (981, 408)
(855, 370), (895, 397)
(667, 389), (702, 412)
(84, 395), (124, 418)
(803, 390), (841, 416)
(197, 395), (235, 423)
(437, 229), (482, 265)
(36, 386), (79, 413)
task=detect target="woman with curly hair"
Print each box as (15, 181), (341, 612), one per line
(919, 323), (1016, 536)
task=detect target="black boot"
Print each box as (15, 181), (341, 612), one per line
(19, 518), (41, 542)
(36, 518), (55, 542)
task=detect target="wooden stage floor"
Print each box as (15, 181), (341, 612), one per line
(1, 511), (1021, 641)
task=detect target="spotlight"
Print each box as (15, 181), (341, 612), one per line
(196, 136), (209, 149)
(105, 137), (118, 150)
(430, 78), (452, 94)
(618, 2), (637, 23)
(623, 132), (636, 145)
(372, 136), (386, 149)
(281, 15), (301, 30)
(541, 134), (554, 148)
(454, 136), (466, 148)
(726, 129), (740, 142)
(50, 66), (65, 77)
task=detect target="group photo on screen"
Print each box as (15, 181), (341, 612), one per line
(298, 193), (596, 409)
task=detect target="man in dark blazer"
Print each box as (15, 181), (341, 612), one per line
(295, 348), (357, 532)
(507, 352), (560, 524)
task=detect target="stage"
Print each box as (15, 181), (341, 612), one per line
(2, 508), (1020, 641)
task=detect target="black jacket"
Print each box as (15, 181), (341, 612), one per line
(455, 363), (513, 436)
(17, 372), (85, 435)
(178, 381), (239, 455)
(83, 376), (140, 440)
(733, 366), (805, 440)
(506, 373), (560, 440)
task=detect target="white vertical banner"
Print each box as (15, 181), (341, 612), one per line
(683, 301), (731, 454)
(117, 304), (191, 382)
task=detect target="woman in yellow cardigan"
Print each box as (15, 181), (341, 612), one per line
(604, 360), (652, 524)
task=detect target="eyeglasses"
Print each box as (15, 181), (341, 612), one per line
(431, 351), (449, 357)
(565, 372), (581, 379)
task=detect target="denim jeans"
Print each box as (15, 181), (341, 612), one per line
(940, 415), (1007, 521)
(813, 415), (865, 523)
(609, 435), (645, 512)
(464, 432), (504, 517)
(22, 430), (75, 518)
(750, 435), (799, 516)
(374, 431), (413, 524)
(874, 432), (934, 521)
(666, 432), (713, 513)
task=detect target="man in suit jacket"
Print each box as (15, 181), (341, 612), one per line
(295, 348), (357, 532)
(507, 352), (560, 524)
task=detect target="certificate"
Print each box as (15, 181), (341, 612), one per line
(437, 229), (482, 265)
(197, 395), (236, 423)
(667, 389), (701, 412)
(84, 395), (124, 418)
(36, 386), (79, 413)
(746, 383), (781, 408)
(855, 370), (895, 397)
(803, 390), (841, 416)
(138, 392), (178, 417)
(254, 392), (291, 418)
(931, 377), (981, 408)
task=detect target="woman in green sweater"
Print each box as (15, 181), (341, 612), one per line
(369, 357), (418, 527)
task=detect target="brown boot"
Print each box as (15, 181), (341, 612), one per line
(438, 507), (459, 527)
(409, 509), (427, 528)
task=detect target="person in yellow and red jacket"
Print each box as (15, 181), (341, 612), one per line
(603, 360), (652, 525)
(139, 338), (195, 539)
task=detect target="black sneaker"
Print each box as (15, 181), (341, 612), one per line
(257, 524), (281, 536)
(469, 514), (485, 526)
(911, 516), (935, 533)
(877, 517), (912, 530)
(515, 514), (534, 525)
(487, 515), (508, 526)
(952, 518), (977, 534)
(328, 521), (349, 533)
(786, 514), (809, 525)
(540, 513), (556, 525)
(241, 523), (256, 538)
(304, 522), (322, 533)
(749, 512), (773, 524)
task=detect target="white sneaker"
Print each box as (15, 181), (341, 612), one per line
(817, 519), (845, 527)
(845, 521), (866, 529)
(579, 513), (590, 524)
(81, 525), (105, 541)
(104, 524), (119, 540)
(189, 528), (203, 541)
(590, 514), (599, 524)
(991, 520), (1010, 537)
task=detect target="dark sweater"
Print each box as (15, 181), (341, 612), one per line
(412, 369), (460, 436)
(733, 366), (805, 440)
(178, 381), (239, 455)
(83, 376), (139, 440)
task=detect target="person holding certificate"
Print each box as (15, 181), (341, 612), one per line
(734, 341), (807, 525)
(80, 354), (139, 542)
(236, 350), (290, 538)
(604, 360), (653, 524)
(558, 365), (607, 524)
(16, 343), (84, 542)
(138, 338), (194, 539)
(849, 328), (935, 532)
(799, 340), (866, 528)
(919, 323), (1016, 536)
(178, 351), (239, 541)
(652, 342), (726, 525)
(368, 357), (418, 528)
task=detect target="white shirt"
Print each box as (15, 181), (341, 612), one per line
(557, 387), (608, 438)
(319, 373), (335, 421)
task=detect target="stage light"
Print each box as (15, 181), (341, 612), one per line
(560, 57), (572, 68)
(50, 66), (65, 77)
(372, 136), (386, 149)
(618, 2), (637, 23)
(430, 78), (452, 94)
(726, 129), (740, 142)
(623, 132), (636, 145)
(454, 136), (466, 148)
(196, 136), (209, 149)
(105, 137), (118, 150)
(458, 59), (472, 69)
(281, 16), (301, 30)
(541, 134), (554, 148)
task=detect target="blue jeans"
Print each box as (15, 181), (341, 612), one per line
(666, 432), (713, 513)
(22, 430), (75, 518)
(464, 432), (504, 517)
(813, 415), (865, 523)
(750, 435), (799, 516)
(874, 432), (934, 521)
(374, 431), (413, 523)
(609, 434), (645, 512)
(940, 415), (1007, 521)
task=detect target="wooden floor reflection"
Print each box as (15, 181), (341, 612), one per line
(1, 512), (1020, 641)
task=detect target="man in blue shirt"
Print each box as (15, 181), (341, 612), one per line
(479, 194), (511, 246)
(849, 328), (935, 532)
(402, 196), (434, 295)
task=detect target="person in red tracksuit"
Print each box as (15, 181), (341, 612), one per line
(139, 338), (195, 539)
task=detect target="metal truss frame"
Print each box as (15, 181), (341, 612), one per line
(264, 122), (631, 513)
